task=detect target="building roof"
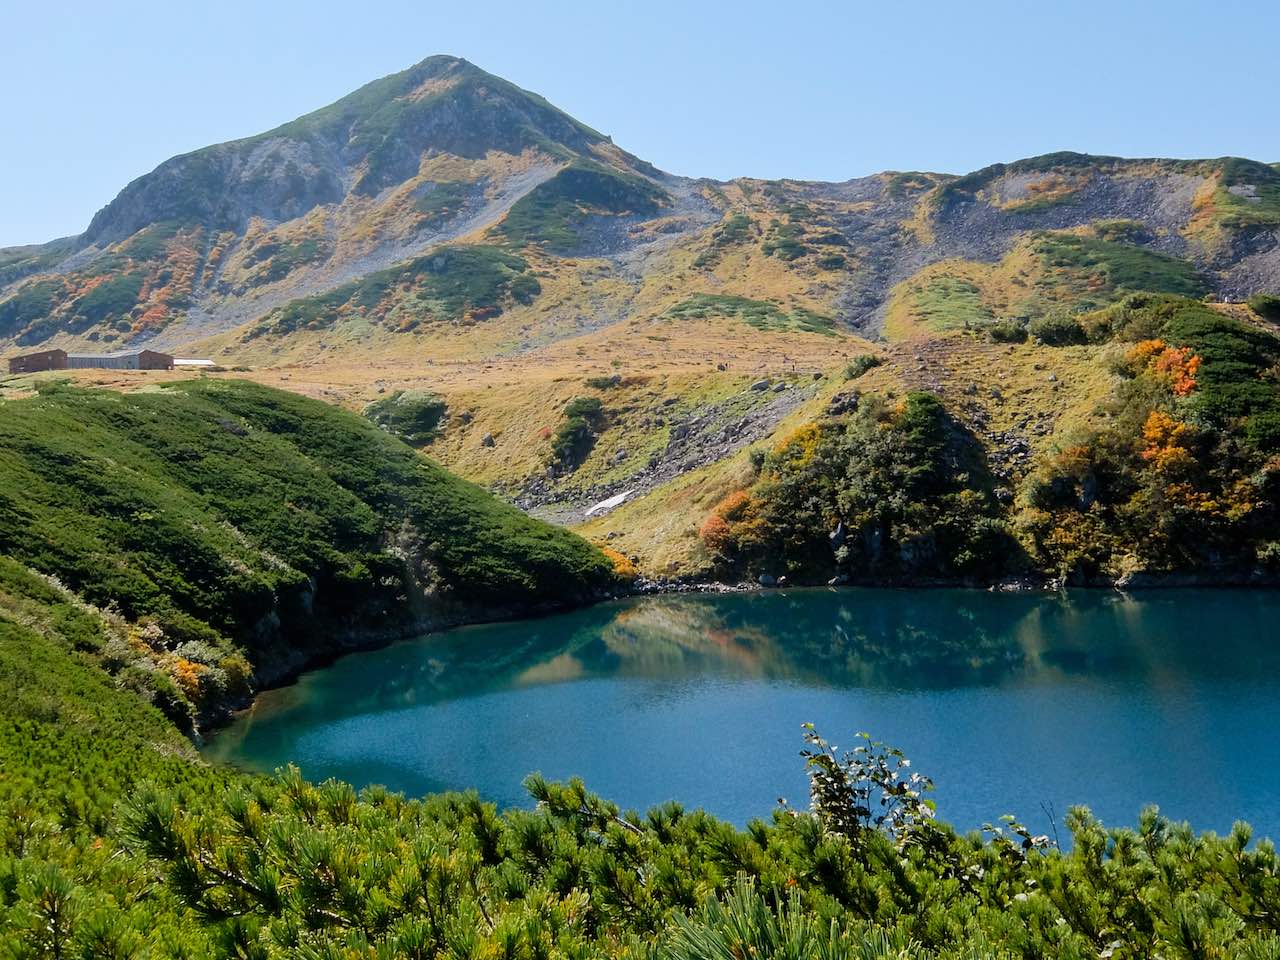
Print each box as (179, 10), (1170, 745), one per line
(173, 358), (216, 366)
(67, 349), (171, 360)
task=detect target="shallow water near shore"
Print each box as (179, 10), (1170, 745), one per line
(206, 587), (1280, 837)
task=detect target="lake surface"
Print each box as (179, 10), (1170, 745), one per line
(207, 588), (1280, 837)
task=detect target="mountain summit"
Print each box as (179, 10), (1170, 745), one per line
(2, 55), (1279, 589)
(1, 57), (1278, 356)
(84, 56), (618, 245)
(0, 55), (681, 346)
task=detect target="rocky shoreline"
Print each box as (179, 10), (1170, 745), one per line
(628, 567), (1280, 596)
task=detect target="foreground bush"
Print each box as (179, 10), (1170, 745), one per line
(70, 732), (1280, 958)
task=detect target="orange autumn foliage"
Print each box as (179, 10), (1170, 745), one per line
(1127, 339), (1201, 396)
(699, 489), (764, 553)
(169, 657), (209, 700)
(698, 514), (733, 552)
(600, 546), (638, 580)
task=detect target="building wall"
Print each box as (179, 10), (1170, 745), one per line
(138, 351), (173, 370)
(8, 349), (173, 373)
(68, 355), (139, 370)
(7, 350), (68, 374)
(65, 352), (173, 370)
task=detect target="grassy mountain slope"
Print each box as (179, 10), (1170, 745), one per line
(3, 63), (1280, 584)
(0, 55), (676, 348)
(0, 379), (616, 724)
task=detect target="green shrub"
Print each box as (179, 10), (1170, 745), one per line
(666, 294), (835, 336)
(564, 396), (604, 421)
(550, 396), (607, 471)
(74, 271), (145, 324)
(987, 318), (1028, 343)
(761, 221), (808, 260)
(694, 212), (756, 268)
(363, 389), (448, 445)
(1028, 312), (1086, 345)
(843, 354), (883, 379)
(709, 392), (1012, 579)
(1248, 292), (1280, 322)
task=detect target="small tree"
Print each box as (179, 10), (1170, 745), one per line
(794, 725), (937, 851)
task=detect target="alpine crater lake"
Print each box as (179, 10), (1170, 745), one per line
(206, 588), (1280, 837)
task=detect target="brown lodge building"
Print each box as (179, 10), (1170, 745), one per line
(7, 349), (175, 374)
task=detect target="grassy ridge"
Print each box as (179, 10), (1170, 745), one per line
(499, 161), (668, 252)
(886, 230), (1207, 337)
(0, 380), (615, 719)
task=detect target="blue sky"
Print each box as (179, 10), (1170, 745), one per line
(3, 0), (1277, 246)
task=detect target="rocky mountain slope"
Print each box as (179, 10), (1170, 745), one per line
(3, 57), (1279, 582)
(0, 55), (702, 348)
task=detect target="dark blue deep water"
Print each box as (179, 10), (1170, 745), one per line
(206, 588), (1280, 837)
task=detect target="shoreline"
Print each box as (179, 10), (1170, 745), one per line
(201, 570), (1280, 744)
(629, 568), (1280, 595)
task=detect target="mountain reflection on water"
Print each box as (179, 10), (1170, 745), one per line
(207, 588), (1280, 834)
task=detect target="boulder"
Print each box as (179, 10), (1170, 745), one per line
(757, 573), (777, 587)
(826, 391), (860, 415)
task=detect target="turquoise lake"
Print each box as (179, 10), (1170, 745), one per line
(206, 588), (1280, 837)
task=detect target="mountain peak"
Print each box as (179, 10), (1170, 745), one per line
(81, 55), (610, 246)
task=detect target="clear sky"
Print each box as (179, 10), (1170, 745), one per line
(3, 0), (1278, 246)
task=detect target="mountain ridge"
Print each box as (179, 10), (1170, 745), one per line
(3, 57), (1279, 585)
(2, 50), (1279, 355)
